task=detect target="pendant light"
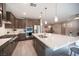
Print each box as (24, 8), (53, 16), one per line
(44, 7), (47, 25)
(54, 3), (58, 22)
(39, 12), (43, 25)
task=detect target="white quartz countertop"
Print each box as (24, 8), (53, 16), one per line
(33, 33), (79, 51)
(0, 38), (12, 46)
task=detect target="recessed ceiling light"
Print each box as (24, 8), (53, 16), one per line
(23, 12), (26, 15)
(45, 21), (47, 24)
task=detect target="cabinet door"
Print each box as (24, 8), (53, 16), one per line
(0, 12), (2, 27)
(6, 12), (11, 21)
(22, 20), (26, 28)
(33, 39), (46, 56)
(5, 23), (12, 28)
(16, 19), (26, 28)
(0, 3), (2, 27)
(15, 18), (18, 28)
(17, 19), (21, 28)
(3, 41), (18, 56)
(2, 3), (6, 19)
(0, 41), (9, 55)
(3, 42), (12, 55)
(5, 12), (16, 28)
(34, 20), (40, 25)
(37, 40), (46, 56)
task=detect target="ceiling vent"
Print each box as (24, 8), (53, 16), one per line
(30, 3), (37, 7)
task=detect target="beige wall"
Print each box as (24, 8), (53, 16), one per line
(51, 20), (79, 36)
(65, 20), (79, 36)
(52, 24), (62, 34)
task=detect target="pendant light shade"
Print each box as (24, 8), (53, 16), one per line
(54, 16), (58, 22)
(45, 21), (47, 24)
(54, 3), (58, 22)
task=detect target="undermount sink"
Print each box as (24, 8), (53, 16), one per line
(38, 35), (47, 38)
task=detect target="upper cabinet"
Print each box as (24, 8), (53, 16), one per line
(5, 11), (15, 28)
(26, 19), (40, 27)
(0, 3), (6, 27)
(2, 3), (6, 19)
(15, 18), (26, 28)
(5, 12), (26, 29)
(0, 3), (3, 27)
(6, 11), (14, 21)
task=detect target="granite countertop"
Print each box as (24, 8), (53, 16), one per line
(0, 34), (18, 47)
(0, 38), (12, 46)
(33, 33), (79, 51)
(0, 35), (16, 39)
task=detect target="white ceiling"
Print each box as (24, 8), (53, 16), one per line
(6, 3), (79, 24)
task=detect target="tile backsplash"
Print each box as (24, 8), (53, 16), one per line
(0, 21), (25, 36)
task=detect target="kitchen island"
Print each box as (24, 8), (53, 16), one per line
(33, 33), (79, 56)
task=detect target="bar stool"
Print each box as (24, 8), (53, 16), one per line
(70, 41), (79, 56)
(70, 47), (79, 56)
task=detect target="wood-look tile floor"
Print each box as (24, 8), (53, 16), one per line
(12, 40), (37, 56)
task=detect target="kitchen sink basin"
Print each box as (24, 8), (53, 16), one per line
(38, 35), (47, 38)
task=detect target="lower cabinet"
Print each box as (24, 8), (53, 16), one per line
(33, 38), (46, 56)
(16, 33), (26, 41)
(1, 40), (18, 56)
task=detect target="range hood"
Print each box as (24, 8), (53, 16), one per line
(3, 21), (11, 24)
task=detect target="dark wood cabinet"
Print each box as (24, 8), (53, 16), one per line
(0, 40), (18, 56)
(2, 3), (6, 19)
(5, 11), (16, 28)
(3, 41), (18, 56)
(15, 18), (26, 28)
(17, 19), (23, 28)
(6, 12), (11, 21)
(0, 3), (6, 26)
(6, 11), (15, 22)
(16, 33), (26, 41)
(33, 38), (46, 56)
(0, 3), (3, 27)
(5, 12), (39, 29)
(5, 15), (26, 29)
(0, 12), (2, 27)
(26, 19), (40, 27)
(5, 23), (12, 28)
